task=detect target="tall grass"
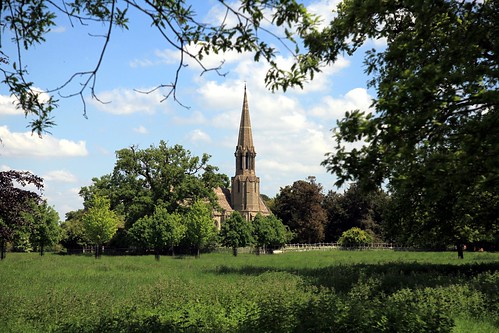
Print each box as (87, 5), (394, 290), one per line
(0, 251), (498, 332)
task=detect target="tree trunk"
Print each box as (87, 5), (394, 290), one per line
(457, 243), (464, 259)
(155, 248), (160, 261)
(95, 244), (100, 259)
(0, 239), (6, 260)
(232, 247), (238, 256)
(195, 247), (200, 258)
(40, 243), (45, 256)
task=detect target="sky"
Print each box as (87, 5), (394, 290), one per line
(0, 0), (382, 220)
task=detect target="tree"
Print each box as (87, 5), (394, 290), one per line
(219, 211), (253, 256)
(313, 0), (498, 255)
(338, 227), (373, 248)
(82, 195), (122, 258)
(0, 170), (44, 259)
(25, 200), (61, 256)
(60, 209), (88, 250)
(323, 184), (388, 242)
(184, 200), (217, 258)
(273, 177), (327, 243)
(1, 0), (318, 136)
(80, 141), (228, 230)
(128, 204), (186, 259)
(252, 213), (291, 254)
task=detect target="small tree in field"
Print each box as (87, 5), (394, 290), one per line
(185, 200), (217, 258)
(25, 200), (61, 256)
(338, 227), (373, 248)
(219, 212), (253, 256)
(82, 195), (122, 258)
(252, 214), (291, 254)
(129, 205), (186, 259)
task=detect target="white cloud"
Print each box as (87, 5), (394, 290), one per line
(308, 0), (342, 30)
(0, 88), (51, 115)
(133, 125), (149, 134)
(43, 184), (84, 220)
(0, 95), (20, 115)
(50, 26), (66, 33)
(43, 170), (78, 183)
(0, 126), (88, 157)
(311, 88), (374, 120)
(90, 88), (169, 115)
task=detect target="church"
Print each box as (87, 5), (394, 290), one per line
(213, 86), (271, 228)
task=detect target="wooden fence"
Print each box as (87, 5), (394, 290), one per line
(282, 243), (403, 252)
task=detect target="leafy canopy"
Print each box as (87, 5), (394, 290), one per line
(252, 213), (291, 252)
(24, 200), (61, 255)
(82, 194), (122, 247)
(80, 140), (228, 228)
(184, 200), (217, 257)
(128, 204), (186, 256)
(0, 170), (44, 259)
(219, 211), (253, 256)
(313, 0), (498, 247)
(273, 177), (327, 243)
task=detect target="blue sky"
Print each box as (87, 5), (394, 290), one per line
(0, 0), (382, 220)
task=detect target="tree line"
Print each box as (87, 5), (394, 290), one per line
(1, 139), (497, 260)
(0, 142), (292, 259)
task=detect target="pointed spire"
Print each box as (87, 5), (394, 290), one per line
(237, 85), (255, 151)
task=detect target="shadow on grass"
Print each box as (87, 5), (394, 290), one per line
(213, 261), (499, 294)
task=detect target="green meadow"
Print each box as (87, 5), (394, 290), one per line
(1, 250), (498, 333)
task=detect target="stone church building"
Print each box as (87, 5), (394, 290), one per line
(213, 87), (270, 228)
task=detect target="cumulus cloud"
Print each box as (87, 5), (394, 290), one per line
(311, 88), (374, 120)
(43, 170), (78, 183)
(0, 126), (88, 157)
(90, 88), (169, 115)
(0, 95), (20, 115)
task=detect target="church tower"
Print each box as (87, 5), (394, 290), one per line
(230, 86), (267, 220)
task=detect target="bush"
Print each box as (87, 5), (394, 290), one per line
(338, 227), (373, 247)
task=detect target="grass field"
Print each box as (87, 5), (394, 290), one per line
(0, 250), (498, 332)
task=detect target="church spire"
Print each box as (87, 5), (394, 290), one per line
(237, 85), (255, 152)
(230, 85), (270, 221)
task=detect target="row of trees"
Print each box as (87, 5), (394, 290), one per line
(58, 142), (291, 258)
(66, 196), (290, 259)
(271, 175), (498, 253)
(271, 177), (388, 245)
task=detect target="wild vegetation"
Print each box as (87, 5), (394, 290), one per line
(0, 251), (497, 333)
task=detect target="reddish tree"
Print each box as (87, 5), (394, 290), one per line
(0, 170), (44, 259)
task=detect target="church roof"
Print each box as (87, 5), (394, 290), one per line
(214, 186), (233, 213)
(237, 85), (255, 152)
